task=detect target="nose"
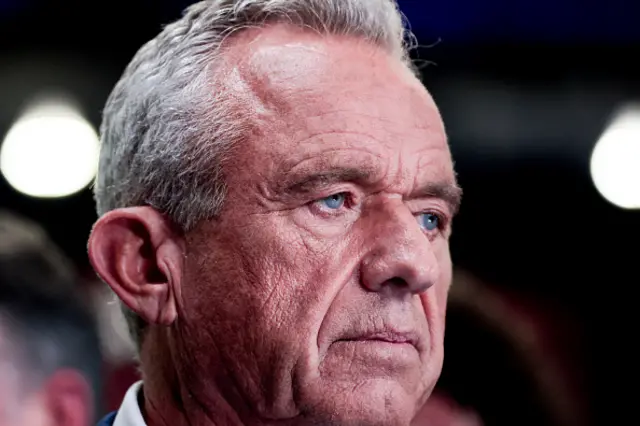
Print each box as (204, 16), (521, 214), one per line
(360, 198), (439, 295)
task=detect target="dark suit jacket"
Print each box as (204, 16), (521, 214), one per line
(96, 412), (117, 426)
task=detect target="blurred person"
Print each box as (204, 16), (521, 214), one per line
(89, 1), (461, 425)
(428, 272), (586, 426)
(0, 211), (102, 426)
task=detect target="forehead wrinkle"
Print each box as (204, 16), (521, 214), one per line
(218, 26), (454, 204)
(290, 113), (442, 157)
(280, 148), (386, 178)
(283, 88), (445, 150)
(288, 131), (392, 156)
(415, 141), (454, 169)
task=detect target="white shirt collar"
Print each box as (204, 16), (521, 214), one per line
(113, 381), (147, 426)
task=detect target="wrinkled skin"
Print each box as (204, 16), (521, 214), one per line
(164, 26), (459, 426)
(92, 25), (460, 426)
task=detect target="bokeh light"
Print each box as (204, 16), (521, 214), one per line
(0, 96), (99, 198)
(590, 104), (640, 209)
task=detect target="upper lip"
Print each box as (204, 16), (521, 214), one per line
(339, 329), (419, 346)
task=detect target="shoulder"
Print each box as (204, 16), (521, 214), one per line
(96, 411), (117, 426)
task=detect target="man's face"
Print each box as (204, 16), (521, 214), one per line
(174, 26), (458, 425)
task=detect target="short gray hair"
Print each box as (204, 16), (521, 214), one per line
(95, 0), (416, 350)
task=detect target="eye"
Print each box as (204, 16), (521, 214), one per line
(319, 193), (347, 210)
(417, 212), (441, 232)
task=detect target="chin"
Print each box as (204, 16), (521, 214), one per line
(297, 378), (420, 426)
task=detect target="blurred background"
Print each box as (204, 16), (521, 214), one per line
(1, 0), (638, 425)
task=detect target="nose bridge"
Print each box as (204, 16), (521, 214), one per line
(373, 197), (420, 246)
(360, 197), (438, 294)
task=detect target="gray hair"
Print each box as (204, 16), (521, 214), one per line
(95, 0), (416, 350)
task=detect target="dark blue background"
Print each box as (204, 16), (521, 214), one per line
(2, 0), (639, 42)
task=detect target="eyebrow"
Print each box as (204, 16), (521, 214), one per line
(412, 182), (463, 215)
(282, 167), (462, 214)
(284, 168), (374, 194)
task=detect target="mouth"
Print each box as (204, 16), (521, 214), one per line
(338, 330), (418, 347)
(327, 329), (421, 369)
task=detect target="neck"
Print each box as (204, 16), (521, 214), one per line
(138, 330), (246, 426)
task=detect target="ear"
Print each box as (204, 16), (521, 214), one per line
(88, 207), (184, 326)
(44, 369), (93, 426)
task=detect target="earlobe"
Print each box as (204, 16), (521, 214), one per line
(88, 207), (184, 326)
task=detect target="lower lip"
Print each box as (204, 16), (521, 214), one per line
(330, 339), (419, 366)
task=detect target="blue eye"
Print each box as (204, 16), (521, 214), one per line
(320, 193), (346, 210)
(418, 213), (440, 231)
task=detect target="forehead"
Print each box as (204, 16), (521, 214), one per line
(220, 25), (452, 180)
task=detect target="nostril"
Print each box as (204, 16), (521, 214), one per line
(387, 277), (409, 288)
(388, 272), (434, 294)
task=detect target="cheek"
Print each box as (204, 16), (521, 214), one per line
(250, 232), (360, 344)
(436, 240), (453, 296)
(420, 241), (452, 324)
(182, 218), (357, 349)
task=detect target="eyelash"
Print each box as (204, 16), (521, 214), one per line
(310, 192), (355, 216)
